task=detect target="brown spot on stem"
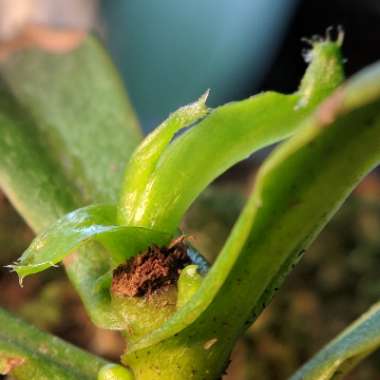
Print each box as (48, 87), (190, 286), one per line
(111, 237), (191, 298)
(203, 338), (218, 350)
(1, 356), (25, 374)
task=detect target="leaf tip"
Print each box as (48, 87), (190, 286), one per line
(5, 262), (32, 287)
(326, 25), (345, 47)
(199, 89), (210, 105)
(18, 275), (25, 288)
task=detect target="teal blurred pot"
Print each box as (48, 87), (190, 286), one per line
(102, 0), (299, 130)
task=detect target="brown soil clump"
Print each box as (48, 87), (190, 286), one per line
(111, 237), (191, 297)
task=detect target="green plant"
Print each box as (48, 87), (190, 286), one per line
(1, 31), (380, 380)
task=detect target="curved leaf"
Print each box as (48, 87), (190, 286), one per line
(125, 57), (380, 371)
(0, 307), (108, 380)
(289, 302), (380, 380)
(122, 39), (344, 232)
(10, 204), (170, 282)
(118, 92), (209, 226)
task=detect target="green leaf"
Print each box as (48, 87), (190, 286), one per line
(289, 302), (380, 380)
(122, 39), (344, 232)
(118, 92), (209, 226)
(0, 307), (108, 380)
(0, 36), (141, 235)
(123, 59), (380, 380)
(0, 84), (81, 232)
(10, 204), (171, 282)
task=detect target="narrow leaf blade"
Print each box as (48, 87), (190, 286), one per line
(0, 37), (141, 231)
(289, 302), (380, 380)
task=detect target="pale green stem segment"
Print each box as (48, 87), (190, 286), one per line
(122, 60), (380, 380)
(98, 364), (135, 380)
(176, 265), (203, 309)
(118, 92), (209, 226)
(289, 301), (380, 380)
(120, 40), (344, 233)
(0, 307), (108, 380)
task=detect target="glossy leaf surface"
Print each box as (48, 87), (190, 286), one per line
(10, 204), (170, 282)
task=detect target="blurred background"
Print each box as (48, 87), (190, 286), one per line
(1, 0), (380, 379)
(102, 0), (380, 131)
